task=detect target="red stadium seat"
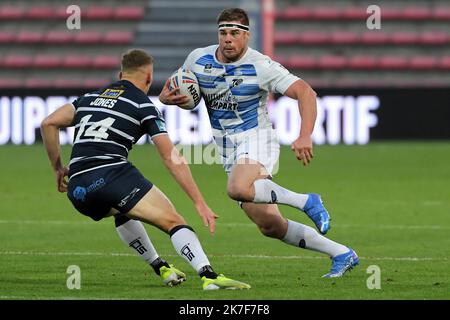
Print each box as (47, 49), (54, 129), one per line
(4, 55), (33, 68)
(0, 78), (22, 88)
(312, 7), (342, 20)
(274, 32), (298, 44)
(85, 6), (114, 20)
(419, 32), (448, 45)
(379, 8), (403, 20)
(378, 56), (408, 69)
(288, 56), (317, 69)
(74, 31), (102, 44)
(361, 32), (389, 44)
(318, 56), (347, 69)
(24, 78), (52, 88)
(0, 6), (25, 20)
(391, 32), (419, 44)
(83, 78), (111, 89)
(330, 31), (359, 44)
(62, 55), (93, 68)
(44, 31), (74, 44)
(433, 7), (450, 20)
(297, 32), (330, 44)
(439, 57), (450, 70)
(402, 7), (431, 20)
(92, 55), (120, 69)
(409, 56), (438, 69)
(16, 31), (43, 43)
(349, 56), (377, 69)
(26, 6), (55, 19)
(53, 79), (83, 88)
(55, 7), (70, 19)
(33, 55), (63, 68)
(114, 6), (145, 20)
(0, 31), (13, 43)
(103, 31), (133, 44)
(275, 7), (312, 20)
(341, 7), (368, 20)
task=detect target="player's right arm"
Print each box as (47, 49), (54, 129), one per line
(40, 103), (75, 192)
(152, 134), (218, 235)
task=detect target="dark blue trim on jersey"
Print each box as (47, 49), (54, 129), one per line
(224, 64), (257, 76)
(230, 84), (260, 96)
(195, 55), (224, 69)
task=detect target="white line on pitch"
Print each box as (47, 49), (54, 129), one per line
(0, 220), (448, 230)
(0, 251), (447, 261)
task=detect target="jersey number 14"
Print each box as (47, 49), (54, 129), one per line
(74, 114), (116, 142)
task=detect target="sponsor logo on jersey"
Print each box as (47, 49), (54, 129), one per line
(203, 63), (213, 73)
(99, 89), (124, 99)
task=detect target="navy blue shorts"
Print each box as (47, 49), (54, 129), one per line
(67, 162), (153, 221)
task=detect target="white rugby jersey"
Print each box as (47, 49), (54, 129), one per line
(182, 45), (299, 137)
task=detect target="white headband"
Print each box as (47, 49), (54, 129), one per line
(218, 23), (249, 31)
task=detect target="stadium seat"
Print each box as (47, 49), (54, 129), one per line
(53, 79), (83, 88)
(74, 31), (102, 44)
(297, 32), (330, 44)
(0, 78), (22, 88)
(24, 78), (52, 88)
(433, 7), (450, 20)
(0, 6), (25, 20)
(348, 56), (377, 69)
(103, 31), (133, 44)
(92, 55), (120, 69)
(402, 7), (431, 20)
(62, 55), (93, 68)
(26, 6), (55, 19)
(4, 55), (33, 68)
(341, 7), (368, 20)
(16, 31), (43, 43)
(288, 56), (317, 69)
(330, 31), (359, 44)
(33, 55), (63, 68)
(114, 6), (145, 20)
(378, 8), (403, 20)
(83, 78), (111, 89)
(378, 56), (408, 69)
(85, 6), (114, 20)
(275, 7), (312, 20)
(318, 56), (347, 69)
(44, 31), (74, 44)
(361, 32), (389, 44)
(0, 31), (13, 43)
(409, 56), (438, 70)
(439, 57), (450, 70)
(274, 32), (298, 44)
(312, 7), (341, 20)
(391, 32), (419, 44)
(419, 32), (448, 45)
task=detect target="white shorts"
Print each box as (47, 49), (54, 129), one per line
(214, 128), (280, 176)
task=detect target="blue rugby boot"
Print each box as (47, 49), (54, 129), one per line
(302, 193), (331, 235)
(322, 248), (359, 278)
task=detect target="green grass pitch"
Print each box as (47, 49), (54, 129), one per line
(0, 142), (449, 300)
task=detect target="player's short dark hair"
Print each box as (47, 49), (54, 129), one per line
(217, 8), (249, 26)
(121, 49), (153, 72)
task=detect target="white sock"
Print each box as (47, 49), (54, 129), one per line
(170, 225), (211, 273)
(282, 219), (349, 257)
(115, 218), (159, 265)
(253, 179), (309, 209)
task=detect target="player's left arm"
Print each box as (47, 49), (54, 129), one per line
(284, 79), (317, 166)
(40, 103), (75, 192)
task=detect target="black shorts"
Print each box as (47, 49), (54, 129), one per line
(67, 162), (153, 221)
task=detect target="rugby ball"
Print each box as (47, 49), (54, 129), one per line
(168, 68), (201, 110)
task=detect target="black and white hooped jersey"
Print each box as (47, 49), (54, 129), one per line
(68, 80), (167, 179)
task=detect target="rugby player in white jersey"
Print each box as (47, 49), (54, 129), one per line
(160, 8), (359, 278)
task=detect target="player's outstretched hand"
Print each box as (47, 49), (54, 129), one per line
(291, 135), (314, 166)
(56, 166), (69, 193)
(159, 78), (190, 106)
(195, 202), (219, 235)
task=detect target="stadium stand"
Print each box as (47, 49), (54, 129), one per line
(274, 0), (450, 87)
(0, 0), (448, 89)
